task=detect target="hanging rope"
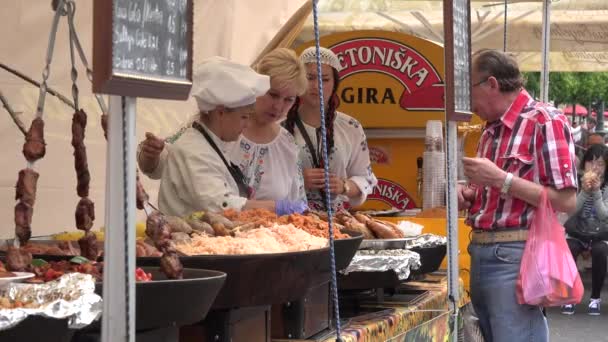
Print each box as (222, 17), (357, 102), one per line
(311, 0), (342, 340)
(503, 0), (508, 52)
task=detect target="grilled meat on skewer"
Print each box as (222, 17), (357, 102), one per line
(6, 247), (32, 272)
(160, 252), (183, 279)
(71, 109), (87, 146)
(14, 201), (33, 245)
(136, 172), (149, 210)
(23, 117), (46, 162)
(73, 145), (90, 197)
(146, 211), (171, 247)
(15, 168), (39, 206)
(146, 211), (184, 278)
(78, 231), (99, 261)
(101, 113), (108, 139)
(75, 197), (95, 231)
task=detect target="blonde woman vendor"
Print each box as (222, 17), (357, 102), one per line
(229, 48), (307, 203)
(156, 57), (304, 216)
(283, 47), (377, 211)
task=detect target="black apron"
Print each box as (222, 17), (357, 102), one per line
(192, 122), (252, 199)
(294, 116), (329, 209)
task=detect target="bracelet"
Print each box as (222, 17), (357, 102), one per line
(500, 172), (514, 198)
(341, 178), (351, 195)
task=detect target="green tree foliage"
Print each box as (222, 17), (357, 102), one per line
(523, 72), (608, 109)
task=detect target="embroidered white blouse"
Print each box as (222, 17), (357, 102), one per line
(229, 127), (306, 202)
(290, 111), (378, 211)
(157, 124), (246, 217)
(140, 121), (306, 211)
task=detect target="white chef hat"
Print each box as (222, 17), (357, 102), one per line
(300, 46), (342, 71)
(192, 57), (270, 112)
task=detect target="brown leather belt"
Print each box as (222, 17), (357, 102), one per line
(471, 229), (528, 244)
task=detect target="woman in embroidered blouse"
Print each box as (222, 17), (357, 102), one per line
(228, 48), (307, 203)
(138, 49), (308, 212)
(282, 47), (378, 211)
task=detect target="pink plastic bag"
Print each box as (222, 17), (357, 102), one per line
(516, 188), (584, 307)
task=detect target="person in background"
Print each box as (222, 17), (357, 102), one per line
(155, 57), (302, 216)
(586, 117), (597, 133)
(575, 132), (605, 176)
(562, 144), (608, 316)
(459, 49), (577, 342)
(139, 49), (310, 215)
(283, 46), (377, 211)
(587, 132), (605, 147)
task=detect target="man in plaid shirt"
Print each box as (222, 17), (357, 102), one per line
(458, 50), (577, 342)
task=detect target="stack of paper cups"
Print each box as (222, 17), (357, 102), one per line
(423, 120), (445, 210)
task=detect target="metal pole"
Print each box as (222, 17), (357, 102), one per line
(446, 121), (460, 341)
(443, 0), (472, 338)
(540, 0), (551, 103)
(102, 96), (136, 342)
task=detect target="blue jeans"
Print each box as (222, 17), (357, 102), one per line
(468, 242), (548, 342)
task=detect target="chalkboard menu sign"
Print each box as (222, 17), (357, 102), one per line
(443, 0), (472, 122)
(93, 0), (193, 100)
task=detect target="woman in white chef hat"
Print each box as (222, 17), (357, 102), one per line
(157, 57), (303, 217)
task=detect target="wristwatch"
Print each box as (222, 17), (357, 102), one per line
(341, 178), (351, 195)
(500, 172), (514, 198)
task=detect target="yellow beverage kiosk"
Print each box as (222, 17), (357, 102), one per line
(296, 30), (483, 289)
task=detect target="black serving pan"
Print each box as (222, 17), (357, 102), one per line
(138, 230), (361, 309)
(138, 248), (331, 309)
(3, 229), (362, 270)
(78, 267), (225, 332)
(0, 316), (72, 342)
(2, 231), (361, 310)
(334, 230), (363, 270)
(409, 244), (446, 275)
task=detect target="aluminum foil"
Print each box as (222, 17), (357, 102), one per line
(405, 234), (447, 249)
(341, 249), (421, 280)
(0, 273), (102, 330)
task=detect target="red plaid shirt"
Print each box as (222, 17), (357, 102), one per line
(467, 89), (577, 230)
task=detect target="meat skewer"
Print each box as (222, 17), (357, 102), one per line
(101, 113), (183, 279)
(146, 211), (183, 279)
(23, 117), (46, 162)
(15, 168), (39, 206)
(69, 108), (98, 260)
(78, 231), (99, 261)
(136, 171), (149, 210)
(8, 116), (47, 270)
(14, 202), (33, 245)
(6, 247), (32, 272)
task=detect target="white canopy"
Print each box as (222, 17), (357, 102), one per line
(1, 0), (606, 236)
(296, 0), (608, 72)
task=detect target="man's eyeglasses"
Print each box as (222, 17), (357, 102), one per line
(472, 78), (489, 88)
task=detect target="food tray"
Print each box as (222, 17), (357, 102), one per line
(0, 316), (72, 342)
(409, 244), (446, 275)
(358, 237), (417, 250)
(138, 248), (331, 309)
(1, 232), (362, 310)
(334, 231), (363, 270)
(78, 267), (226, 332)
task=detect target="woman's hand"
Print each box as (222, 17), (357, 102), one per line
(582, 172), (601, 193)
(303, 168), (325, 190)
(303, 169), (346, 194)
(139, 132), (165, 172)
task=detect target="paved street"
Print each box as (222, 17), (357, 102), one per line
(548, 269), (608, 341)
